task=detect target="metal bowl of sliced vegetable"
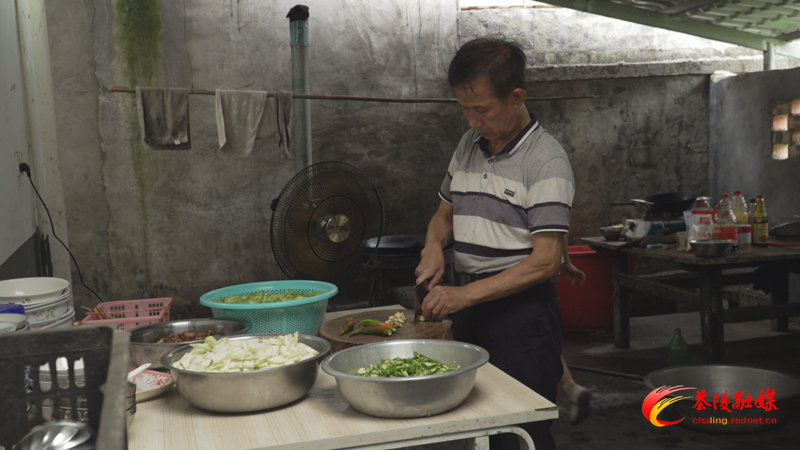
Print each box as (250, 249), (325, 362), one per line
(320, 339), (490, 418)
(129, 318), (250, 369)
(160, 332), (330, 413)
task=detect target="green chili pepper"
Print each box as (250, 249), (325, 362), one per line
(356, 318), (386, 327)
(340, 317), (355, 335)
(355, 352), (459, 377)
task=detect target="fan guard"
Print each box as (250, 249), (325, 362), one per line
(270, 161), (384, 285)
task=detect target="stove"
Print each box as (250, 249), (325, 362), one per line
(622, 218), (685, 239)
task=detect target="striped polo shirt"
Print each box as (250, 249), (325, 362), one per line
(438, 116), (575, 274)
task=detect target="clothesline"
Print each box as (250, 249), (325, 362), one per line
(107, 86), (595, 103)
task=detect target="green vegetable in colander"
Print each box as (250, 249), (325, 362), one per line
(214, 290), (322, 304)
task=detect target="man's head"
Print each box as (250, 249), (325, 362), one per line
(448, 38), (528, 145)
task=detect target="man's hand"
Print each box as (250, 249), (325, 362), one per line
(560, 261), (586, 286)
(415, 246), (445, 288)
(421, 285), (469, 321)
(415, 200), (454, 288)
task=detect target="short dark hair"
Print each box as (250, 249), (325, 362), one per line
(448, 38), (526, 99)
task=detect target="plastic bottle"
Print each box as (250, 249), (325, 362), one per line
(732, 191), (752, 250)
(753, 195), (769, 247)
(731, 191), (749, 224)
(667, 328), (690, 366)
(713, 194), (738, 242)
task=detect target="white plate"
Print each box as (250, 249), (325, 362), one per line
(26, 294), (72, 323)
(33, 307), (75, 330)
(131, 369), (174, 401)
(0, 277), (70, 303)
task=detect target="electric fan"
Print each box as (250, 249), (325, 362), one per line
(270, 161), (384, 285)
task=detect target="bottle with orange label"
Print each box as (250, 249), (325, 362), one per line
(753, 195), (769, 247)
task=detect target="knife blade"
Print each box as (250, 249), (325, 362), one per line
(414, 279), (429, 323)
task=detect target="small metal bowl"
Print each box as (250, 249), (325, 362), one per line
(160, 334), (330, 413)
(689, 239), (735, 258)
(129, 319), (250, 369)
(321, 339), (490, 418)
(600, 226), (624, 241)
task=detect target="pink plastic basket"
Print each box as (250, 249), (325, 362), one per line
(81, 298), (172, 331)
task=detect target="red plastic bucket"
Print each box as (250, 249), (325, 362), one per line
(556, 245), (613, 331)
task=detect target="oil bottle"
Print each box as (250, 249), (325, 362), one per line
(667, 328), (690, 366)
(753, 195), (769, 248)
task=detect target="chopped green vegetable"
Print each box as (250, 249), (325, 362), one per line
(214, 289), (323, 304)
(355, 352), (459, 378)
(173, 332), (318, 373)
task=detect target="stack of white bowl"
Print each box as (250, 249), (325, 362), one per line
(0, 277), (75, 331)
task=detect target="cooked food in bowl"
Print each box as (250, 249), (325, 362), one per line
(156, 330), (221, 343)
(129, 318), (249, 369)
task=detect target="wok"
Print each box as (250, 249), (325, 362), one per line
(611, 191), (697, 216)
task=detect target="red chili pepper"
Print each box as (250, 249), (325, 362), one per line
(363, 323), (394, 329)
(350, 327), (394, 337)
(340, 317), (355, 335)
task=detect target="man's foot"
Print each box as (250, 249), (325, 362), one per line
(567, 384), (592, 425)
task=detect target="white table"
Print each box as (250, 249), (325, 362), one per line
(128, 306), (557, 449)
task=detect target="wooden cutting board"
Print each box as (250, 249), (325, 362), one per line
(318, 309), (452, 354)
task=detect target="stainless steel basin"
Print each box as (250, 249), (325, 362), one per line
(129, 319), (249, 369)
(644, 365), (800, 433)
(321, 339), (489, 418)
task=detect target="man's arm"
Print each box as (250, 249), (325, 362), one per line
(414, 200), (454, 288)
(422, 231), (564, 320)
(560, 233), (586, 286)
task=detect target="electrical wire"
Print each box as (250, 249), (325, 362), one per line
(21, 164), (105, 303)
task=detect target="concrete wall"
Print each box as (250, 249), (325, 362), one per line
(0, 0), (37, 269)
(709, 68), (800, 224)
(42, 1), (790, 316)
(528, 75), (710, 238)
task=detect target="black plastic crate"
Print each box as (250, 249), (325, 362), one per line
(0, 326), (129, 449)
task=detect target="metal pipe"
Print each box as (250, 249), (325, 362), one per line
(289, 8), (312, 172)
(106, 86), (596, 103)
(567, 364), (645, 381)
(764, 42), (775, 71)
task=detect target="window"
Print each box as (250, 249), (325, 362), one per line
(771, 99), (800, 160)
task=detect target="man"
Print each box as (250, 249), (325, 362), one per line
(415, 37), (578, 450)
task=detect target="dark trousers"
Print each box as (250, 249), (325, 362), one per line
(450, 282), (563, 450)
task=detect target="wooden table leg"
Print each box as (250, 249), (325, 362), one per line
(768, 265), (790, 332)
(611, 250), (630, 348)
(698, 267), (724, 363)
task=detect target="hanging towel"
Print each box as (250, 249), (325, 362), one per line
(274, 90), (293, 160)
(215, 89), (276, 157)
(135, 87), (191, 150)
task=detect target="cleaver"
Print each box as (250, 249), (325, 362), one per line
(414, 279), (429, 323)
